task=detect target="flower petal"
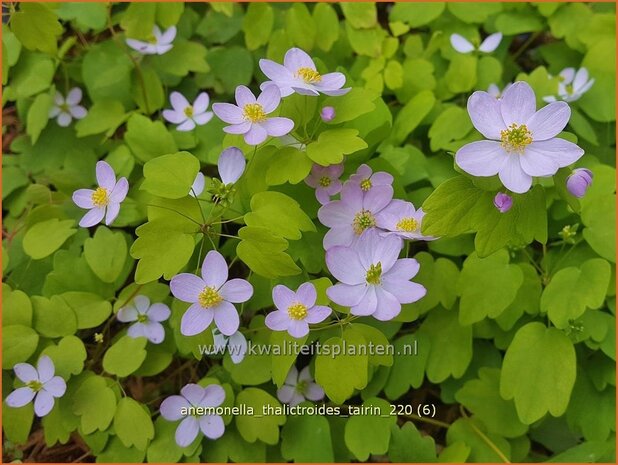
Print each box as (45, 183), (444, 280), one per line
(160, 26), (177, 44)
(244, 124), (268, 145)
(265, 310), (290, 331)
(218, 147), (246, 184)
(277, 385), (296, 404)
(284, 47), (316, 71)
(381, 278), (426, 305)
(467, 91), (506, 139)
(478, 32), (502, 53)
(325, 247), (365, 284)
(223, 121), (251, 135)
(143, 321), (166, 344)
(96, 161), (116, 191)
(288, 320), (309, 338)
(193, 92), (210, 114)
(117, 305), (138, 322)
(34, 390), (55, 417)
(257, 85), (281, 113)
(104, 202), (120, 226)
(160, 395), (190, 421)
(181, 303), (214, 336)
(305, 305), (331, 324)
(70, 105), (87, 119)
(498, 155), (532, 194)
(261, 117), (294, 137)
(181, 384), (206, 405)
(363, 185), (394, 213)
(170, 92), (190, 112)
(526, 139), (584, 169)
(43, 377), (67, 398)
(235, 85), (256, 107)
(455, 140), (507, 176)
(110, 177), (129, 203)
(450, 34), (475, 53)
(272, 285), (296, 311)
(525, 101), (570, 141)
(351, 286), (378, 316)
(314, 72), (347, 93)
(326, 283), (366, 307)
(323, 226), (356, 249)
(259, 58), (294, 81)
(372, 288), (402, 321)
(304, 382), (325, 401)
(213, 301), (240, 336)
(79, 207), (105, 228)
(201, 385), (226, 408)
(176, 417), (200, 448)
(201, 250), (228, 289)
(500, 81), (537, 126)
(5, 387), (35, 408)
(148, 303), (171, 322)
(193, 112), (213, 126)
(57, 112), (72, 127)
(73, 189), (95, 209)
(296, 282), (317, 308)
(66, 87), (82, 106)
(163, 109), (187, 124)
(134, 295), (150, 313)
(127, 322), (147, 339)
(14, 363), (38, 383)
(170, 273), (205, 303)
(199, 415), (225, 439)
(219, 279), (253, 303)
(228, 332), (248, 364)
(177, 119), (196, 132)
(212, 103), (244, 124)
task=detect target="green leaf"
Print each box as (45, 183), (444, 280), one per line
(422, 176), (547, 257)
(242, 3), (274, 50)
(59, 292), (112, 329)
(237, 227), (301, 278)
(84, 227), (128, 283)
(500, 322), (577, 424)
(103, 335), (147, 377)
(315, 327), (369, 403)
(23, 219), (76, 260)
(11, 3), (62, 55)
(390, 2), (445, 27)
(155, 3), (184, 28)
(389, 422), (438, 462)
(147, 416), (197, 462)
(72, 375), (117, 434)
(75, 101), (127, 138)
(206, 46), (253, 94)
(203, 425), (266, 462)
(152, 40), (209, 77)
(579, 39), (616, 123)
(120, 3), (156, 39)
(344, 398), (397, 461)
(57, 2), (108, 31)
(384, 332), (429, 399)
(8, 52), (55, 99)
(322, 88), (377, 124)
(428, 106), (473, 152)
(457, 251), (524, 325)
(446, 417), (511, 462)
(306, 129), (368, 165)
(313, 3), (339, 51)
(448, 3), (502, 23)
(281, 413), (334, 462)
(445, 55), (478, 93)
(3, 286), (33, 327)
(245, 191), (315, 240)
(495, 10), (544, 34)
(142, 152), (200, 199)
(353, 323), (393, 367)
(235, 388), (286, 445)
(541, 258), (611, 329)
(455, 367), (528, 438)
(32, 295), (78, 338)
(341, 3), (377, 29)
(82, 41), (134, 106)
(582, 194), (616, 263)
(265, 147), (313, 186)
(271, 331), (307, 387)
(419, 306), (472, 383)
(27, 92), (52, 143)
(2, 404), (34, 445)
(286, 3), (316, 51)
(124, 114), (177, 163)
(3, 325), (39, 369)
(546, 441), (614, 463)
(40, 335), (87, 379)
(389, 90), (435, 145)
(114, 397), (155, 451)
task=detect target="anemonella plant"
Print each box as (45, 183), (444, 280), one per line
(163, 92), (213, 131)
(455, 81), (585, 193)
(117, 295), (171, 344)
(49, 88), (87, 127)
(126, 25), (176, 55)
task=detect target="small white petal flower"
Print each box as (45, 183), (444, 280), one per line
(126, 25), (176, 55)
(190, 172), (205, 197)
(450, 32), (503, 54)
(276, 366), (325, 406)
(117, 295), (171, 344)
(543, 67), (595, 103)
(163, 92), (214, 132)
(49, 88), (87, 127)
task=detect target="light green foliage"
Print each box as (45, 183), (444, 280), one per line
(2, 2), (615, 463)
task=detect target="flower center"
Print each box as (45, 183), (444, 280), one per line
(137, 313), (148, 323)
(184, 106), (194, 118)
(27, 380), (43, 392)
(243, 103), (267, 123)
(352, 210), (376, 235)
(319, 176), (331, 187)
(147, 34), (157, 44)
(60, 103), (70, 112)
(287, 302), (308, 320)
(360, 179), (372, 191)
(396, 217), (418, 232)
(198, 286), (223, 309)
(500, 123), (533, 153)
(296, 67), (322, 84)
(91, 187), (109, 207)
(365, 262), (382, 285)
(296, 380), (308, 393)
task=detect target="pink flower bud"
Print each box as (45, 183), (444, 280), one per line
(566, 168), (593, 198)
(320, 106), (335, 122)
(494, 192), (513, 213)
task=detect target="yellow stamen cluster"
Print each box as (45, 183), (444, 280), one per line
(243, 103), (267, 123)
(137, 313), (149, 323)
(198, 286), (223, 309)
(287, 302), (308, 320)
(91, 187), (109, 207)
(360, 179), (372, 191)
(296, 67), (322, 84)
(352, 210), (376, 235)
(184, 106), (194, 118)
(396, 217), (418, 232)
(366, 262), (382, 285)
(27, 380), (43, 392)
(319, 176), (331, 187)
(500, 123), (533, 153)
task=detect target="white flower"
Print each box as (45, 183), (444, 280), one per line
(450, 32), (503, 54)
(117, 295), (171, 344)
(49, 88), (87, 127)
(190, 173), (205, 197)
(163, 92), (214, 131)
(487, 83), (512, 99)
(126, 26), (176, 55)
(276, 366), (324, 406)
(208, 328), (247, 364)
(543, 67), (595, 103)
